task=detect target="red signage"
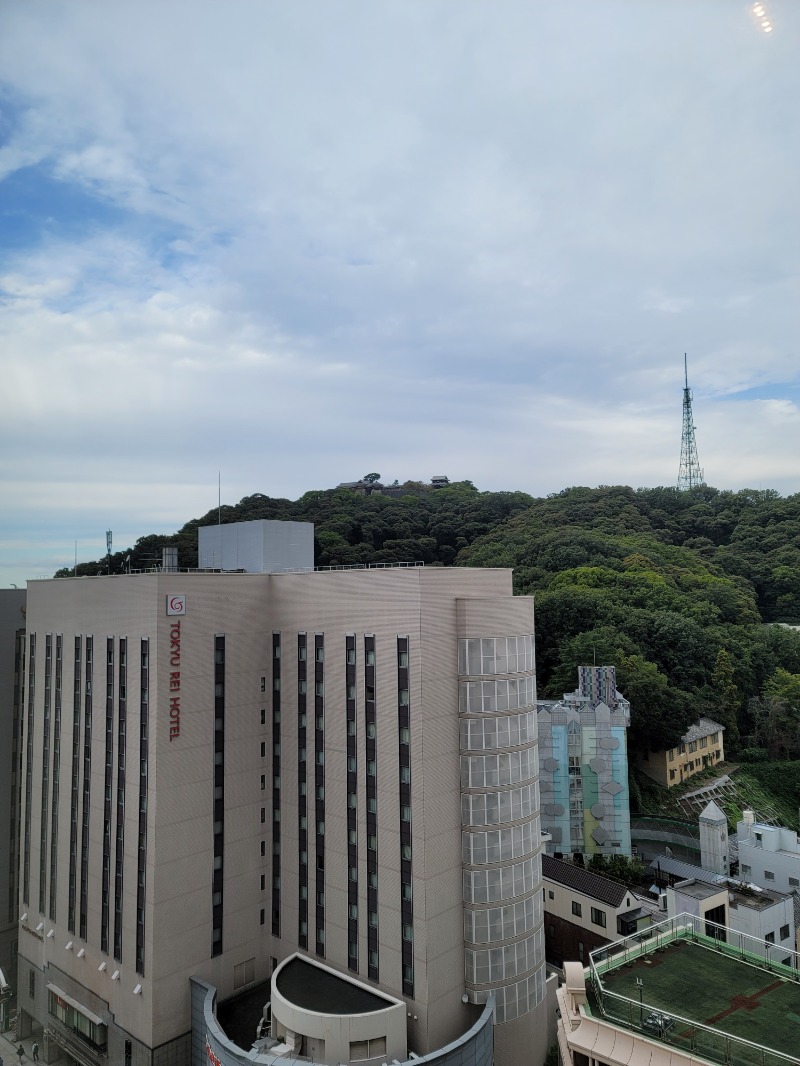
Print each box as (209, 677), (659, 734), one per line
(205, 1037), (222, 1066)
(168, 621), (181, 741)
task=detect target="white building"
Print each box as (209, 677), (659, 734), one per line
(737, 810), (800, 895)
(14, 538), (552, 1066)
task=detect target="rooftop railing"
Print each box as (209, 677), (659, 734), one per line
(587, 913), (800, 1066)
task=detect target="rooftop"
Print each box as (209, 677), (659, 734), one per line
(681, 717), (725, 744)
(275, 957), (396, 1015)
(542, 854), (629, 907)
(591, 915), (800, 1066)
(651, 857), (790, 909)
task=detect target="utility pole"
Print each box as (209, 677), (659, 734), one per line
(677, 354), (704, 490)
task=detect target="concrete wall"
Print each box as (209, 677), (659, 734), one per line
(198, 521), (314, 573)
(0, 590), (26, 999)
(191, 977), (496, 1066)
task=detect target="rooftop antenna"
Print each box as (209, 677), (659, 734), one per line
(106, 530), (112, 575)
(677, 354), (704, 490)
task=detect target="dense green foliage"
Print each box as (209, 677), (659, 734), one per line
(58, 481), (800, 759)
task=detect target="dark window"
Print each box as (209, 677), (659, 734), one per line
(572, 901), (582, 918)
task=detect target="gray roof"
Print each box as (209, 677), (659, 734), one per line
(699, 800), (727, 823)
(542, 854), (629, 907)
(649, 855), (718, 884)
(681, 717), (725, 743)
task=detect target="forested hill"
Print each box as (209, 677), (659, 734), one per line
(58, 482), (800, 757)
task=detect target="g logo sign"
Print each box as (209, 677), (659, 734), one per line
(166, 594), (186, 616)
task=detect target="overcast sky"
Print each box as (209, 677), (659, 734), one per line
(1, 1), (798, 586)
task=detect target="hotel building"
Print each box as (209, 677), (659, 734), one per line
(14, 528), (551, 1066)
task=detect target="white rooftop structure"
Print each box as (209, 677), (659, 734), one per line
(198, 519), (314, 572)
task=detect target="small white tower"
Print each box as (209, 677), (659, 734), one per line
(699, 800), (729, 875)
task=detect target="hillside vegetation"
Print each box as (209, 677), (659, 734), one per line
(58, 482), (800, 760)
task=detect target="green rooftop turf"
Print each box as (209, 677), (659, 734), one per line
(598, 939), (800, 1062)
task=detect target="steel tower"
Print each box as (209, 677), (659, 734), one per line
(678, 353), (704, 489)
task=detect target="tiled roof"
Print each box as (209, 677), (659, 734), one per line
(541, 854), (629, 906)
(681, 717), (725, 743)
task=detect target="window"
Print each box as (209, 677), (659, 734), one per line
(260, 909), (265, 926)
(260, 742), (266, 757)
(741, 864), (750, 875)
(765, 932), (775, 944)
(781, 925), (790, 940)
(548, 890), (554, 900)
(29, 969), (35, 998)
(790, 877), (800, 888)
(315, 682), (324, 697)
(234, 957), (256, 989)
(351, 1038), (386, 1061)
(765, 871), (775, 881)
(700, 736), (707, 748)
(260, 677), (266, 692)
(349, 866), (358, 882)
(591, 908), (606, 928)
(572, 901), (582, 918)
(260, 807), (266, 823)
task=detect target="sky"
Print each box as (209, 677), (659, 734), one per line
(1, 1), (799, 587)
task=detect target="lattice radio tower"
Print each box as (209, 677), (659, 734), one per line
(677, 353), (704, 490)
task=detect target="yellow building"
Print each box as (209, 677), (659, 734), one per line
(636, 717), (724, 788)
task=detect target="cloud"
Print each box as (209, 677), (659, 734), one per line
(1, 0), (799, 584)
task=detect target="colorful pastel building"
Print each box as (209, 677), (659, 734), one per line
(537, 667), (632, 860)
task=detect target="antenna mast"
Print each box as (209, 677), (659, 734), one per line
(677, 354), (704, 490)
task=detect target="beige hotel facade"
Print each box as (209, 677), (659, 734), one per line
(16, 553), (551, 1066)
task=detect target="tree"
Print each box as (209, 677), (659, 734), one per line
(362, 472), (381, 484)
(710, 649), (741, 750)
